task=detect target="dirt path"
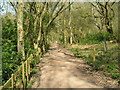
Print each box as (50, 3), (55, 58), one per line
(31, 43), (118, 88)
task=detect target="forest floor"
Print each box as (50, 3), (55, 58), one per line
(31, 42), (118, 88)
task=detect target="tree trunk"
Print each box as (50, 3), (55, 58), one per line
(69, 1), (72, 44)
(64, 32), (67, 46)
(103, 36), (107, 52)
(36, 3), (47, 51)
(36, 17), (42, 49)
(105, 2), (113, 34)
(17, 1), (25, 60)
(105, 20), (113, 34)
(33, 16), (38, 32)
(63, 15), (67, 45)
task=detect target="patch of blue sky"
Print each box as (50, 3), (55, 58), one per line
(0, 0), (15, 15)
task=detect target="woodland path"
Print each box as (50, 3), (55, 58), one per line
(31, 42), (118, 88)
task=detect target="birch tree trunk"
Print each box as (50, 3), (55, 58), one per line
(17, 1), (25, 60)
(69, 2), (72, 44)
(64, 16), (67, 45)
(36, 17), (42, 49)
(36, 3), (47, 50)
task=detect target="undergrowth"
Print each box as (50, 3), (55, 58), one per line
(69, 43), (120, 83)
(78, 32), (116, 44)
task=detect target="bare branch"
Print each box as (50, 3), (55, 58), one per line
(90, 2), (104, 16)
(50, 1), (60, 17)
(9, 1), (17, 13)
(46, 2), (73, 28)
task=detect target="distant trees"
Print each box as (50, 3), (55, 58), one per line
(91, 2), (115, 34)
(51, 2), (117, 46)
(55, 3), (95, 44)
(90, 2), (117, 51)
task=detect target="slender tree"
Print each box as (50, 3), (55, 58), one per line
(17, 1), (25, 60)
(69, 1), (72, 44)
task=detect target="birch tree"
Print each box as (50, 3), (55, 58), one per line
(69, 1), (72, 44)
(17, 1), (25, 60)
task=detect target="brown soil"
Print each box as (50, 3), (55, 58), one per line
(31, 42), (119, 88)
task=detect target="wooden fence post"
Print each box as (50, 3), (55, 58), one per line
(11, 74), (14, 88)
(28, 58), (30, 80)
(22, 62), (25, 88)
(26, 60), (28, 84)
(93, 47), (96, 61)
(1, 54), (35, 89)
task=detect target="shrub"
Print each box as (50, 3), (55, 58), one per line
(2, 16), (18, 84)
(79, 32), (116, 44)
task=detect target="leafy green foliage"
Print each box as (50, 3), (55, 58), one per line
(2, 16), (18, 84)
(79, 32), (116, 44)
